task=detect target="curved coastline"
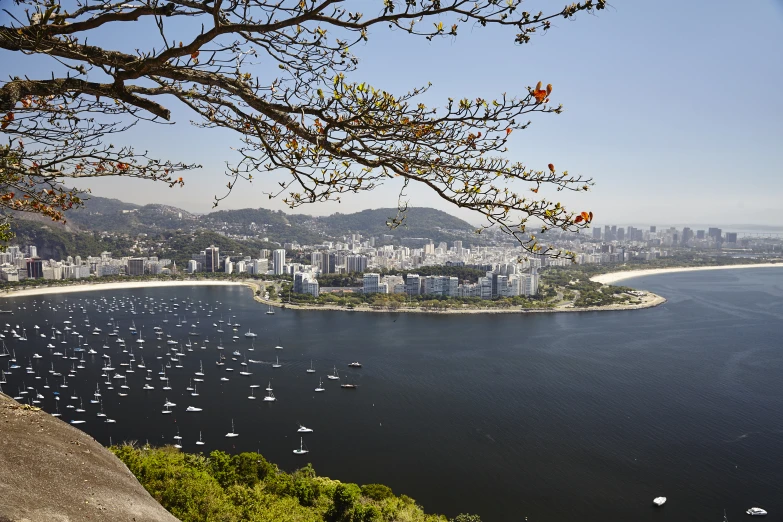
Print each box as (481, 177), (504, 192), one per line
(0, 280), (248, 299)
(0, 278), (665, 314)
(590, 262), (783, 285)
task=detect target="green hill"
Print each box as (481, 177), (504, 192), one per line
(8, 191), (484, 250)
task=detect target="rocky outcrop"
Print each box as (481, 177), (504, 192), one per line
(0, 392), (179, 522)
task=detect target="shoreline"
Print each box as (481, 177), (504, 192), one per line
(590, 262), (783, 285)
(0, 280), (249, 299)
(5, 261), (781, 313)
(252, 289), (667, 315)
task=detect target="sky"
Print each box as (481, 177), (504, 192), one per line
(1, 1), (782, 227)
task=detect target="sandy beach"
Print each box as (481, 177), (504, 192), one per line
(0, 280), (250, 299)
(590, 262), (783, 285)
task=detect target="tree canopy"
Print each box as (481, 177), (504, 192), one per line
(0, 0), (603, 255)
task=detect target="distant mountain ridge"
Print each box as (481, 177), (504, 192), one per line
(9, 193), (483, 253)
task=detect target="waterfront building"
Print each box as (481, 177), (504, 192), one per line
(127, 258), (145, 276)
(205, 246), (219, 272)
(26, 258), (43, 279)
(363, 273), (382, 294)
(405, 274), (421, 296)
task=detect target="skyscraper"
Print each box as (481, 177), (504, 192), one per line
(273, 249), (286, 275)
(205, 246), (219, 272)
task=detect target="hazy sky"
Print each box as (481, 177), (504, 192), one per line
(2, 1), (782, 227)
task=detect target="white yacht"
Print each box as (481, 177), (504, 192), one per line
(244, 329), (257, 338)
(653, 497), (666, 507)
(186, 406), (202, 412)
(746, 508), (767, 516)
(263, 391), (276, 402)
(297, 425), (313, 433)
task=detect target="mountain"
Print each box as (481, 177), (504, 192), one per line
(10, 192), (481, 247)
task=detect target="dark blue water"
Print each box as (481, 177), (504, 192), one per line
(2, 268), (783, 522)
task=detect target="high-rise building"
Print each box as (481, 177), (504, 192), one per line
(127, 258), (145, 276)
(592, 228), (602, 240)
(273, 249), (286, 275)
(311, 252), (323, 269)
(696, 230), (705, 240)
(363, 273), (382, 294)
(725, 232), (737, 243)
(649, 226), (656, 233)
(26, 258), (43, 279)
(205, 246), (219, 272)
(405, 274), (421, 296)
(346, 255), (368, 274)
(708, 227), (723, 241)
(293, 272), (319, 296)
(320, 253), (336, 274)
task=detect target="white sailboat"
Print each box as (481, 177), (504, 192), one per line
(225, 419), (238, 438)
(292, 437), (308, 455)
(196, 431), (205, 446)
(306, 360), (315, 373)
(272, 356), (281, 369)
(314, 378), (325, 392)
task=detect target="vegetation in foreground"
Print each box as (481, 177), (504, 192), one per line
(111, 444), (480, 522)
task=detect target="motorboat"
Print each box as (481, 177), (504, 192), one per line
(348, 362), (362, 368)
(297, 425), (313, 433)
(746, 508), (767, 516)
(653, 497), (666, 507)
(186, 406), (202, 412)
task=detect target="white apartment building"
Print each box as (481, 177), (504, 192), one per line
(273, 249), (286, 275)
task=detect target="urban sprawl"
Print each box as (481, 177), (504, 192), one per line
(0, 225), (764, 300)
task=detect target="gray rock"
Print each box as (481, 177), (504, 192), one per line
(0, 392), (180, 522)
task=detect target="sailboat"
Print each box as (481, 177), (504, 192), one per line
(196, 431), (205, 446)
(248, 388), (256, 400)
(263, 391), (276, 402)
(314, 378), (325, 392)
(327, 366), (340, 380)
(306, 360), (315, 373)
(292, 437), (308, 455)
(272, 356), (281, 369)
(266, 305), (275, 315)
(225, 419), (238, 438)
